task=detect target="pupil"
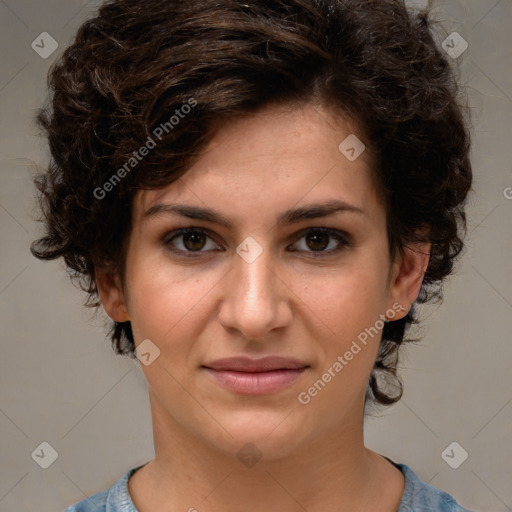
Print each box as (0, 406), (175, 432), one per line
(306, 231), (329, 251)
(184, 232), (206, 251)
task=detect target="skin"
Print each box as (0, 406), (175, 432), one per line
(96, 102), (430, 512)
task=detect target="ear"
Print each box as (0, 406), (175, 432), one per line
(95, 268), (130, 322)
(386, 241), (431, 320)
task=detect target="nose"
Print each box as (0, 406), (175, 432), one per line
(217, 246), (293, 341)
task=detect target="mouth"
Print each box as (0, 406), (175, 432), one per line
(202, 356), (309, 395)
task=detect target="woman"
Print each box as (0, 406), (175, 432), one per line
(31, 0), (474, 510)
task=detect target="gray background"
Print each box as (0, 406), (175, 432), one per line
(1, 0), (511, 510)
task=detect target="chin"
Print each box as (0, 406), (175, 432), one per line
(202, 408), (308, 461)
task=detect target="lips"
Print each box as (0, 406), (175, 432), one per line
(202, 356), (309, 395)
(203, 356), (309, 372)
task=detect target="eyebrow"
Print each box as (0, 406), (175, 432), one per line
(142, 199), (366, 229)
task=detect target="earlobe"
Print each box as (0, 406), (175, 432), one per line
(387, 242), (431, 320)
(95, 269), (130, 322)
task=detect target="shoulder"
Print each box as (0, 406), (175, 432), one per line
(395, 461), (476, 512)
(64, 465), (143, 511)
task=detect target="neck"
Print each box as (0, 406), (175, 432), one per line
(128, 391), (404, 512)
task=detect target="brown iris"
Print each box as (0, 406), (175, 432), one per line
(305, 230), (330, 251)
(183, 231), (207, 251)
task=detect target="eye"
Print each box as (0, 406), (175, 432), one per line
(163, 226), (351, 258)
(163, 228), (221, 256)
(288, 228), (351, 256)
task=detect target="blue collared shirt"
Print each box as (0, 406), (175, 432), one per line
(65, 460), (475, 511)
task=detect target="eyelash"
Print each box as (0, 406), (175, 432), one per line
(162, 227), (352, 258)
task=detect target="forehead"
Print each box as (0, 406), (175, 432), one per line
(134, 103), (381, 225)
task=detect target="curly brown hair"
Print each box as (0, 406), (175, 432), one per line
(31, 0), (472, 406)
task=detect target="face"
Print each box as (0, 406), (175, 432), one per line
(97, 103), (427, 460)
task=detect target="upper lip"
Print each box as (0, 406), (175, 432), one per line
(203, 356), (309, 372)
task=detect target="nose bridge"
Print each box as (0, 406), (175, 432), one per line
(218, 243), (290, 340)
(237, 248), (276, 307)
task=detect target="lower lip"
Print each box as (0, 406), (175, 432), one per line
(203, 367), (308, 395)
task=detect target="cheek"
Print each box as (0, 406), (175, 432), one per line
(297, 268), (386, 412)
(125, 255), (218, 345)
(298, 260), (388, 338)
